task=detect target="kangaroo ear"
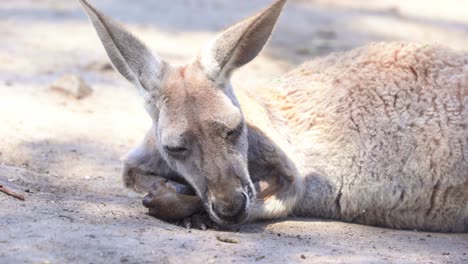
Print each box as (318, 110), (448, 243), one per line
(79, 0), (166, 92)
(199, 0), (286, 83)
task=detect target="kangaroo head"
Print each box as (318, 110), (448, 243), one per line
(79, 0), (286, 225)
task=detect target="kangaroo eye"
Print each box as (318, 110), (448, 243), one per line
(164, 145), (188, 154)
(225, 123), (243, 139)
(226, 129), (236, 137)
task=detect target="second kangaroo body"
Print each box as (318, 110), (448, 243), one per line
(80, 0), (468, 232)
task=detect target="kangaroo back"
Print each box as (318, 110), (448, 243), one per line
(269, 42), (468, 232)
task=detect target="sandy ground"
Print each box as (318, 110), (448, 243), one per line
(0, 0), (467, 263)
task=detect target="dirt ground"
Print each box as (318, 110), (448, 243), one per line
(0, 0), (467, 263)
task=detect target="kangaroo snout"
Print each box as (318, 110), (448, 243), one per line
(211, 191), (248, 224)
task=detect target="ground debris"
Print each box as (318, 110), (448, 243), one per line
(0, 184), (25, 201)
(84, 61), (114, 72)
(50, 74), (93, 99)
(215, 234), (240, 244)
(58, 215), (74, 222)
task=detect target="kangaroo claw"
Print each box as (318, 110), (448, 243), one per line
(178, 213), (219, 230)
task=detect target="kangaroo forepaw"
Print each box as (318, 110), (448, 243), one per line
(143, 179), (203, 222)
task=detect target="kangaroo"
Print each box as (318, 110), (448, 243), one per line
(79, 0), (468, 232)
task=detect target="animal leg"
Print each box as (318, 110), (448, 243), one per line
(122, 128), (184, 193)
(142, 178), (203, 222)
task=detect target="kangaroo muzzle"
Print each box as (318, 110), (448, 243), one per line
(211, 191), (249, 224)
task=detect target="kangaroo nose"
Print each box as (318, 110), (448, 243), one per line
(212, 192), (248, 223)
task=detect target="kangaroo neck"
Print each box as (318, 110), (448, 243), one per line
(235, 82), (307, 173)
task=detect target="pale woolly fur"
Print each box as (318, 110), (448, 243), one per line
(247, 42), (467, 232)
(199, 38), (222, 82)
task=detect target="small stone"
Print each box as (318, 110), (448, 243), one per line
(316, 29), (336, 39)
(215, 235), (240, 244)
(387, 6), (401, 16)
(50, 74), (93, 99)
(296, 47), (312, 55)
(120, 256), (129, 263)
(85, 61), (114, 72)
(255, 256), (265, 261)
(442, 252), (450, 255)
(301, 254), (306, 259)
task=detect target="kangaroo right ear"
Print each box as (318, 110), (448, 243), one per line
(198, 0), (287, 83)
(79, 0), (166, 92)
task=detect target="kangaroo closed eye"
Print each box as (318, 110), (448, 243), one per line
(164, 146), (188, 153)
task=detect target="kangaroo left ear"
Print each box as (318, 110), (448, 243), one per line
(78, 0), (166, 93)
(198, 0), (287, 83)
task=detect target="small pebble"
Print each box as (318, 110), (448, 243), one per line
(50, 74), (93, 99)
(215, 235), (240, 244)
(85, 61), (113, 72)
(255, 256), (265, 261)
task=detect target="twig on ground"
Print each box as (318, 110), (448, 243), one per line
(0, 184), (25, 201)
(58, 215), (74, 222)
(215, 234), (240, 244)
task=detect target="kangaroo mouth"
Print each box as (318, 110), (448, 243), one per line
(209, 191), (250, 225)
